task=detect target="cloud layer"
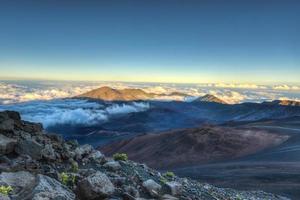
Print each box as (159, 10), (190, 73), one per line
(0, 99), (150, 127)
(0, 80), (299, 105)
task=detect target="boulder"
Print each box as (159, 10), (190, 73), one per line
(77, 171), (115, 199)
(31, 174), (75, 200)
(161, 194), (179, 200)
(0, 134), (17, 155)
(74, 144), (93, 160)
(142, 179), (161, 197)
(0, 111), (19, 131)
(165, 181), (182, 196)
(41, 144), (56, 161)
(0, 194), (11, 200)
(0, 171), (36, 199)
(124, 186), (140, 198)
(15, 138), (44, 160)
(88, 150), (104, 162)
(103, 161), (121, 171)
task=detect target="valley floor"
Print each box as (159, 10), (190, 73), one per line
(174, 121), (300, 199)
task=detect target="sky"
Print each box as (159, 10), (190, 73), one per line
(0, 0), (299, 84)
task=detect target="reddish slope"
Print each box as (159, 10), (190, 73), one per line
(101, 125), (288, 169)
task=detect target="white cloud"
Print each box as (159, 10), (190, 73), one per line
(0, 80), (300, 105)
(273, 85), (300, 91)
(0, 99), (150, 128)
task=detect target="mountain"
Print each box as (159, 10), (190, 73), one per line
(0, 111), (286, 200)
(193, 94), (227, 104)
(101, 125), (288, 169)
(77, 86), (153, 101)
(263, 99), (300, 106)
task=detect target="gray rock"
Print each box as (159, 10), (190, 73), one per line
(161, 194), (179, 200)
(0, 134), (17, 155)
(165, 181), (182, 196)
(15, 138), (43, 160)
(124, 186), (140, 198)
(77, 171), (115, 199)
(0, 194), (11, 200)
(74, 144), (93, 160)
(0, 171), (36, 199)
(142, 179), (161, 197)
(88, 150), (104, 162)
(41, 144), (56, 161)
(0, 111), (18, 131)
(31, 174), (75, 200)
(103, 161), (121, 171)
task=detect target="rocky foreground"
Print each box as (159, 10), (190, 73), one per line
(0, 111), (289, 200)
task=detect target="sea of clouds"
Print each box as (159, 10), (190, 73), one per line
(0, 80), (299, 127)
(0, 98), (150, 127)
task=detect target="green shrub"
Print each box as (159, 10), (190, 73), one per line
(0, 185), (13, 196)
(160, 177), (167, 184)
(164, 171), (175, 178)
(113, 153), (128, 161)
(59, 172), (76, 186)
(71, 161), (79, 173)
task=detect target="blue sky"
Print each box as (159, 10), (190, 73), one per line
(0, 0), (299, 83)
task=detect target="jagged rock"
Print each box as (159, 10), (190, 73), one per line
(31, 174), (75, 200)
(0, 194), (11, 200)
(0, 111), (19, 131)
(103, 161), (121, 171)
(0, 134), (17, 155)
(0, 171), (36, 199)
(41, 144), (56, 161)
(15, 138), (44, 160)
(142, 179), (161, 197)
(88, 150), (104, 162)
(165, 181), (182, 196)
(74, 144), (93, 160)
(77, 171), (115, 199)
(124, 186), (140, 198)
(161, 194), (179, 200)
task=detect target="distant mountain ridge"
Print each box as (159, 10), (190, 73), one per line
(263, 100), (300, 106)
(77, 86), (299, 107)
(77, 86), (154, 101)
(77, 86), (226, 103)
(193, 94), (228, 104)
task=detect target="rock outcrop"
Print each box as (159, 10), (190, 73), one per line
(0, 111), (289, 200)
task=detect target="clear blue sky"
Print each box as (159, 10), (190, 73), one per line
(0, 0), (299, 83)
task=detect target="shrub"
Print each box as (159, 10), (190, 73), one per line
(0, 185), (13, 196)
(59, 172), (76, 186)
(113, 153), (128, 161)
(160, 177), (167, 184)
(164, 171), (175, 178)
(71, 161), (79, 173)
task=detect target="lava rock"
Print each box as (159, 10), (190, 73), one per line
(77, 171), (115, 199)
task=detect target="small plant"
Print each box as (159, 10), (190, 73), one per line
(0, 185), (13, 196)
(59, 172), (76, 187)
(164, 171), (175, 178)
(71, 161), (79, 173)
(113, 153), (128, 161)
(160, 177), (167, 184)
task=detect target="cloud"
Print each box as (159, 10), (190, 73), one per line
(212, 83), (267, 89)
(0, 80), (300, 105)
(0, 99), (150, 128)
(105, 102), (150, 115)
(273, 85), (300, 91)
